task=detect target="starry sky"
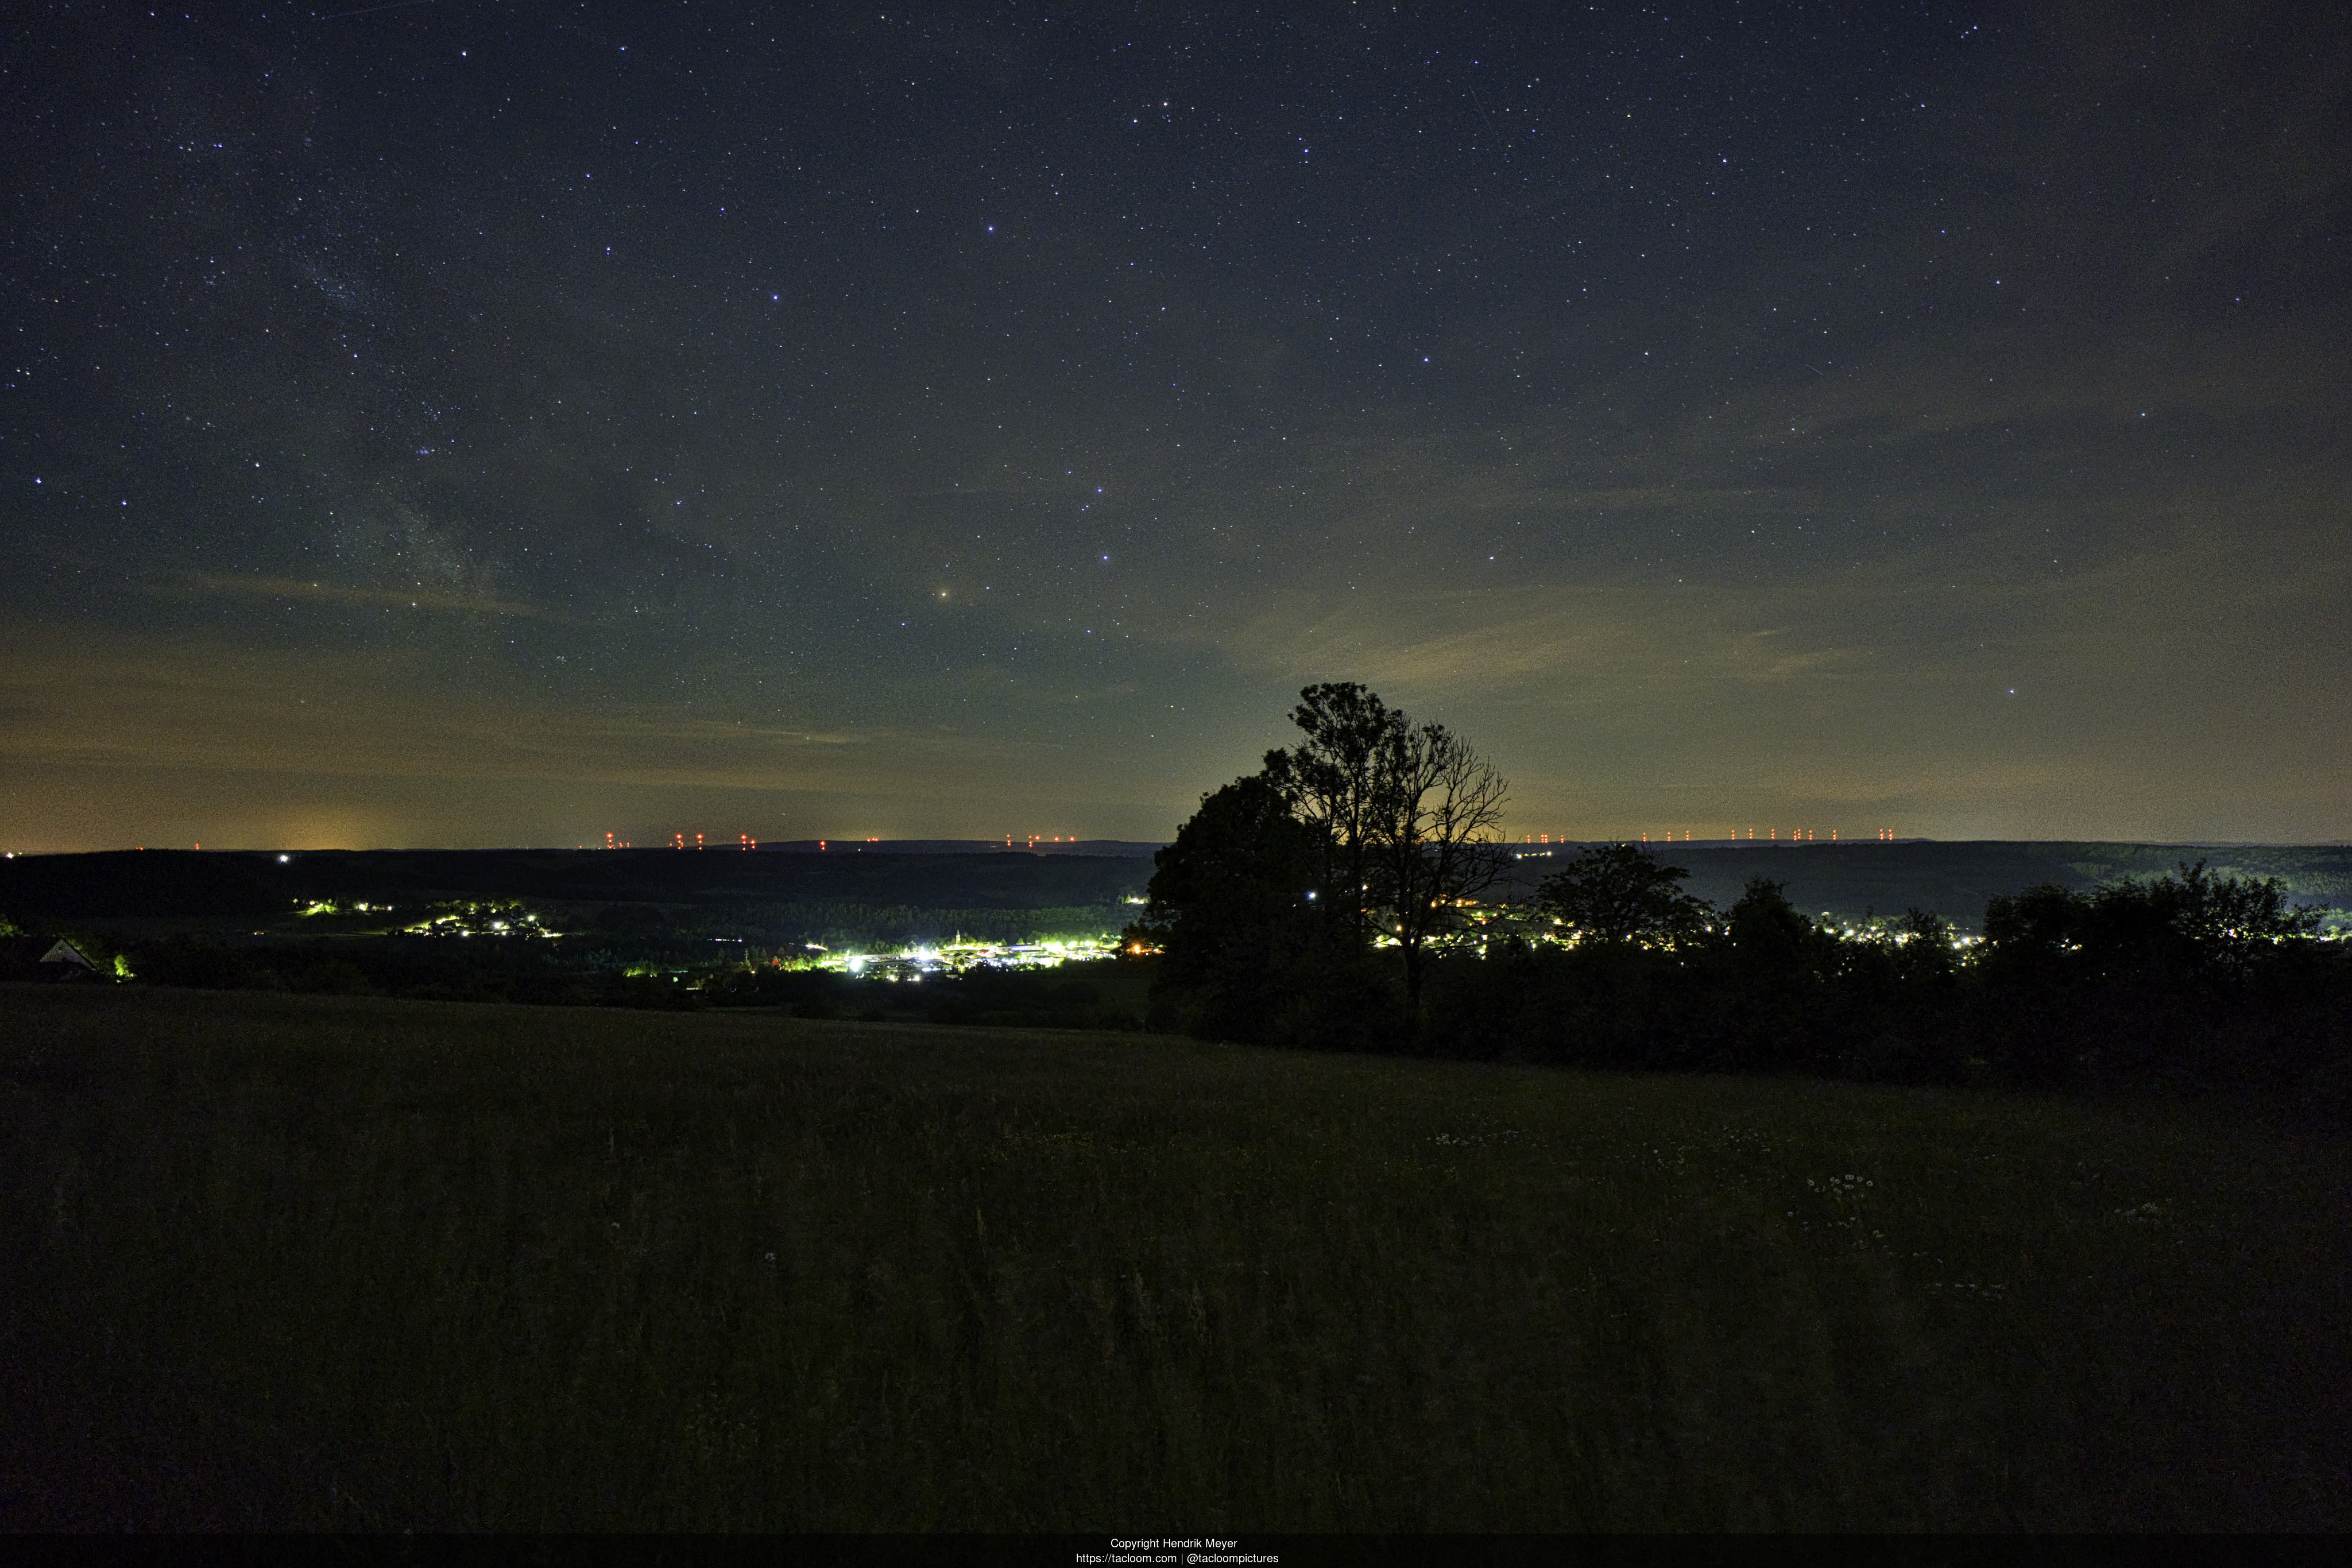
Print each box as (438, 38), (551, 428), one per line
(5, 1), (2349, 852)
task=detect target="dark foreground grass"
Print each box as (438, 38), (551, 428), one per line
(2, 985), (2346, 1531)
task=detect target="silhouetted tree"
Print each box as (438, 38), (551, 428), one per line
(1887, 908), (1962, 986)
(1534, 843), (1716, 949)
(1720, 877), (1841, 1069)
(1260, 683), (1410, 946)
(1981, 862), (2322, 993)
(1136, 774), (1328, 1042)
(1726, 877), (1832, 967)
(1262, 682), (1510, 1010)
(1972, 861), (2332, 1088)
(1372, 719), (1511, 1008)
(2091, 860), (2323, 986)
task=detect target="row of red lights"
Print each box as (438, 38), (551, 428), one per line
(1517, 828), (1902, 845)
(586, 834), (1085, 850)
(589, 833), (763, 849)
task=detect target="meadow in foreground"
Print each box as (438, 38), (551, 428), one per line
(2, 985), (2346, 1530)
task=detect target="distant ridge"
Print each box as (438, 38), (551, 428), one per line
(1497, 839), (2352, 928)
(0, 846), (1157, 919)
(2, 841), (2344, 928)
(760, 839), (1165, 858)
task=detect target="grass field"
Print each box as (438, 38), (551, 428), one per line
(3, 985), (2347, 1531)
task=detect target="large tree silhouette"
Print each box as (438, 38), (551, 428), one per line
(1259, 683), (1406, 948)
(1261, 682), (1511, 1009)
(1534, 843), (1715, 950)
(1135, 773), (1324, 1042)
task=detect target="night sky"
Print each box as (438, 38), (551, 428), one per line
(6, 2), (2348, 852)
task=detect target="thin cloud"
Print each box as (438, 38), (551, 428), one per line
(165, 572), (590, 624)
(0, 632), (1101, 803)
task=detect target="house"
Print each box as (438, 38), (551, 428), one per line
(0, 936), (103, 982)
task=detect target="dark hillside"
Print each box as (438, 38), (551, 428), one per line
(9, 842), (2346, 931)
(0, 849), (1152, 920)
(1499, 841), (2352, 927)
(4, 986), (2346, 1530)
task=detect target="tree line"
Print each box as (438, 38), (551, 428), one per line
(1134, 684), (2348, 1093)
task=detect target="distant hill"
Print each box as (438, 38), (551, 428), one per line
(5, 841), (2346, 930)
(1499, 841), (2352, 928)
(0, 848), (1156, 920)
(762, 839), (1163, 858)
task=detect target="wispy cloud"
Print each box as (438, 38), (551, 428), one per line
(164, 572), (590, 624)
(0, 633), (1081, 799)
